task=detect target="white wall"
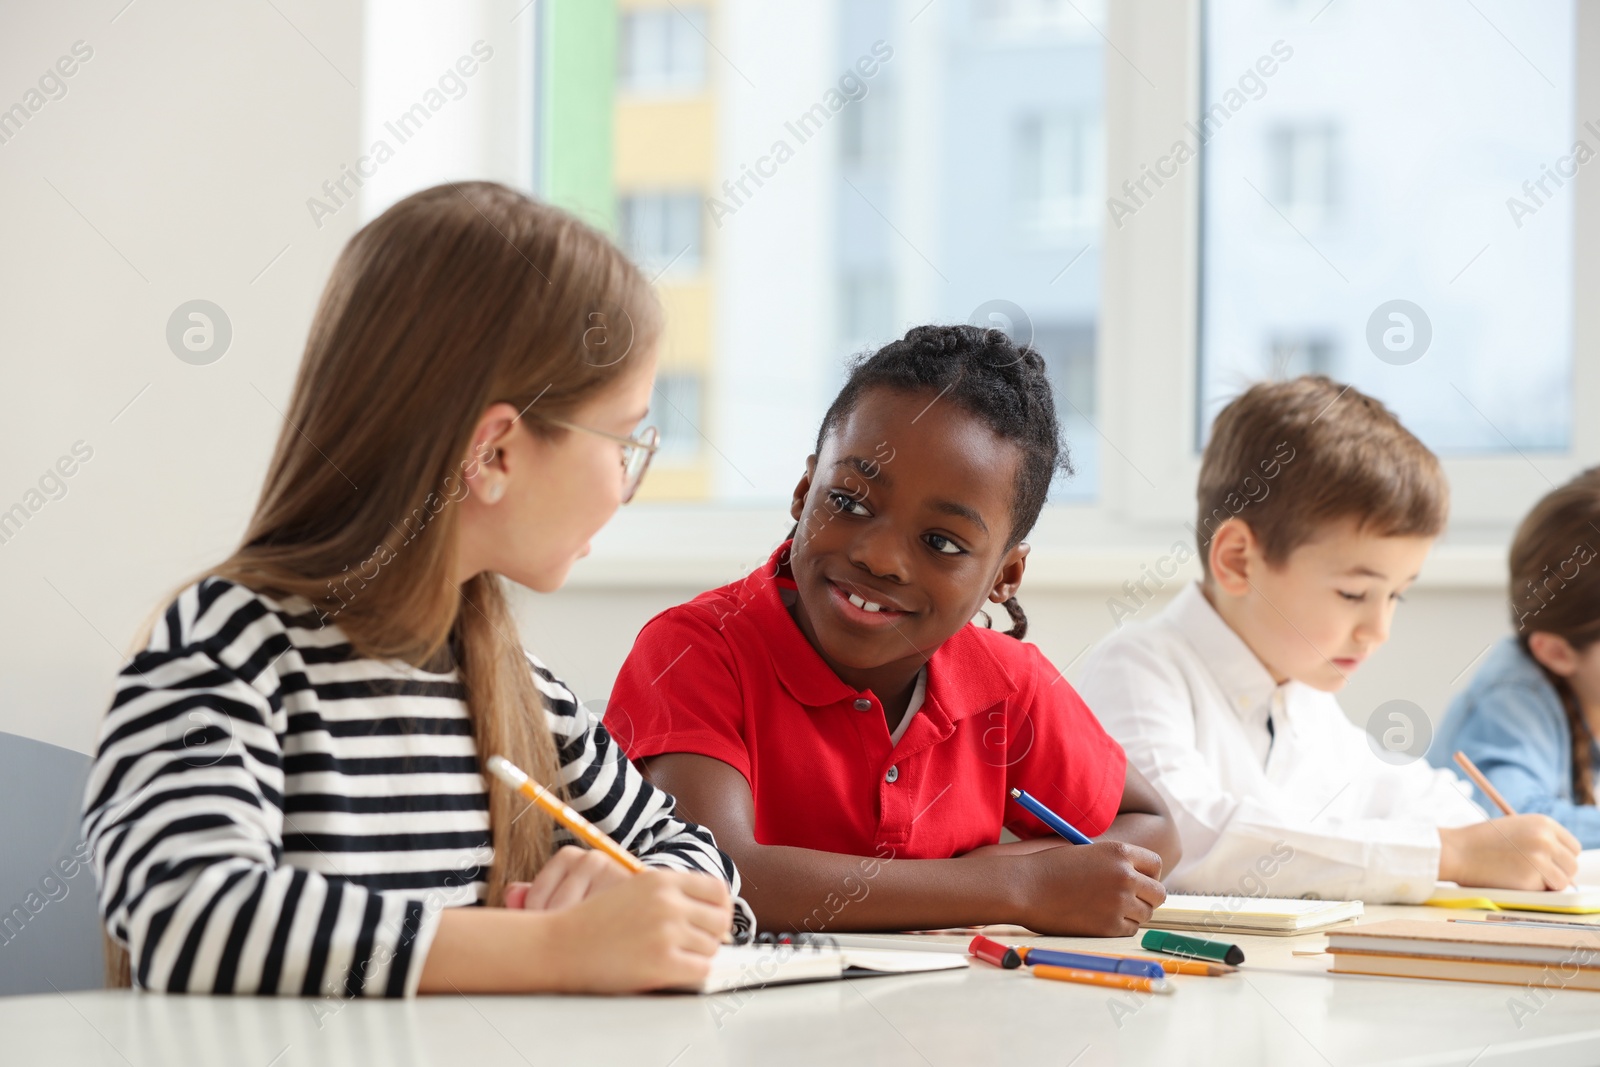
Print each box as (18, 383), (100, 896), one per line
(0, 1), (364, 752)
(0, 0), (533, 753)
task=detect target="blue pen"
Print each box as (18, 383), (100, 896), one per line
(1009, 787), (1093, 844)
(1021, 948), (1166, 980)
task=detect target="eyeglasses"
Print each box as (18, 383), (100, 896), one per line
(530, 415), (660, 504)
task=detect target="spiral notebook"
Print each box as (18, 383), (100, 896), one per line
(684, 934), (969, 994)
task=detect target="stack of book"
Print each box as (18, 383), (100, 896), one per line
(1327, 920), (1600, 989)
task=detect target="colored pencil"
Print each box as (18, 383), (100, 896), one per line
(1453, 751), (1517, 817)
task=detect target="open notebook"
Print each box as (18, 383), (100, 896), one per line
(1425, 849), (1600, 914)
(1427, 884), (1600, 914)
(684, 938), (968, 994)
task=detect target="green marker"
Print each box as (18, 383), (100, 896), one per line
(1141, 929), (1245, 966)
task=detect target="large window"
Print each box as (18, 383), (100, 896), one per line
(608, 0), (1106, 504)
(1199, 0), (1576, 453)
(531, 0), (1595, 551)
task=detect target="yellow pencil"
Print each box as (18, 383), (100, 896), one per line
(487, 755), (646, 873)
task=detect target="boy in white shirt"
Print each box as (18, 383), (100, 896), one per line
(1078, 376), (1580, 903)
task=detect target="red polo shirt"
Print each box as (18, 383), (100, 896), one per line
(608, 542), (1126, 859)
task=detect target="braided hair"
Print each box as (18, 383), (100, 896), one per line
(803, 323), (1070, 640)
(1509, 467), (1600, 806)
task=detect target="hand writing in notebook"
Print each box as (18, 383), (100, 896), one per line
(536, 869), (735, 993)
(1438, 815), (1581, 891)
(1007, 841), (1167, 935)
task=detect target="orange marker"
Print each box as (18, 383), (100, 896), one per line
(488, 755), (646, 873)
(1032, 964), (1172, 994)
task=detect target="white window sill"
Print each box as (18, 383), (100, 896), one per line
(562, 506), (1509, 592)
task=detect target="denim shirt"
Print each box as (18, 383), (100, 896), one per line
(1430, 636), (1600, 847)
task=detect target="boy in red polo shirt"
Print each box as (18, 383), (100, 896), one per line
(608, 326), (1180, 936)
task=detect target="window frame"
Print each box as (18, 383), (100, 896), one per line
(560, 0), (1600, 590)
(1096, 0), (1600, 535)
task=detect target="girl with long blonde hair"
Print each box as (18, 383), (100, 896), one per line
(82, 182), (746, 996)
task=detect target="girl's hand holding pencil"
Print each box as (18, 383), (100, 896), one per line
(535, 868), (734, 992)
(420, 755), (737, 994)
(420, 864), (735, 994)
(487, 755), (736, 928)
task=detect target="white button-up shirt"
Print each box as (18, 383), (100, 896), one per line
(1078, 582), (1485, 903)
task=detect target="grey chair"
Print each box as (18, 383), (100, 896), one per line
(0, 731), (106, 995)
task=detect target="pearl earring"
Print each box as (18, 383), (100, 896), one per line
(487, 482), (504, 503)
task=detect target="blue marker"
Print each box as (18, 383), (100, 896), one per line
(1009, 787), (1093, 844)
(1021, 948), (1166, 980)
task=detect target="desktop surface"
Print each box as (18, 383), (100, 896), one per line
(6, 905), (1599, 1067)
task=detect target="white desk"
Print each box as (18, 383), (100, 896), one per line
(7, 905), (1600, 1067)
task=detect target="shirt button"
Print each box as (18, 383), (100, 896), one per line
(885, 765), (899, 784)
(854, 698), (872, 712)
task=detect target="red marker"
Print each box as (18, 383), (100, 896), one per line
(968, 934), (1022, 969)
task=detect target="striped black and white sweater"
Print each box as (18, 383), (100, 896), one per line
(81, 577), (752, 997)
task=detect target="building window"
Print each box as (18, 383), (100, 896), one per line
(618, 8), (708, 94)
(840, 85), (894, 173)
(648, 372), (704, 462)
(1265, 124), (1338, 229)
(1032, 322), (1098, 502)
(1014, 112), (1102, 237)
(618, 192), (702, 275)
